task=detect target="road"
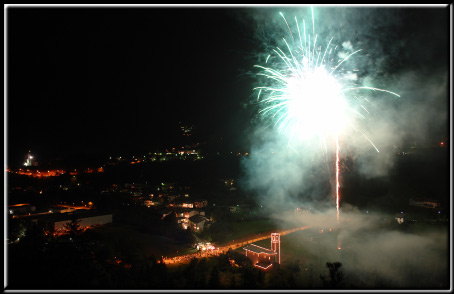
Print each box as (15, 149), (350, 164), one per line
(162, 225), (311, 265)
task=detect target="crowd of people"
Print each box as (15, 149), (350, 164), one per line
(163, 248), (225, 264)
(162, 225), (311, 265)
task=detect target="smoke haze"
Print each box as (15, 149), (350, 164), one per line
(238, 5), (449, 289)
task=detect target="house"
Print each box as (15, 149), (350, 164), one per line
(176, 216), (189, 229)
(175, 209), (199, 219)
(174, 208), (205, 229)
(193, 199), (208, 208)
(395, 213), (406, 224)
(409, 198), (440, 209)
(188, 214), (211, 231)
(182, 202), (194, 209)
(9, 203), (36, 214)
(160, 209), (173, 220)
(28, 211), (113, 233)
(8, 203), (36, 215)
(295, 206), (310, 215)
(174, 198), (194, 208)
(243, 244), (278, 270)
(54, 212), (112, 231)
(243, 233), (280, 271)
(167, 195), (177, 202)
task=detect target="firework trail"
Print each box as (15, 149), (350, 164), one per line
(336, 134), (339, 223)
(254, 9), (399, 223)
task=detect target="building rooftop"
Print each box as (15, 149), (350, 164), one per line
(255, 262), (273, 270)
(243, 244), (277, 255)
(8, 203), (31, 207)
(188, 214), (207, 224)
(23, 210), (112, 222)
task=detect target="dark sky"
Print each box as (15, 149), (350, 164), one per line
(8, 7), (258, 163)
(6, 5), (450, 165)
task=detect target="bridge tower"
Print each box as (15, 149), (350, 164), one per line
(271, 233), (280, 264)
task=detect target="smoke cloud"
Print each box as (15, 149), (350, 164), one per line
(268, 207), (449, 288)
(237, 5), (449, 289)
(239, 5), (448, 201)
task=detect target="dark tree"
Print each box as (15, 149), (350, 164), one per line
(183, 258), (198, 288)
(242, 267), (256, 288)
(267, 268), (292, 288)
(64, 214), (81, 239)
(320, 262), (344, 288)
(7, 216), (26, 243)
(257, 269), (265, 288)
(194, 257), (208, 288)
(230, 273), (235, 288)
(208, 266), (220, 288)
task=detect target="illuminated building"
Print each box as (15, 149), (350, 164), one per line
(221, 178), (235, 189)
(182, 202), (193, 209)
(188, 214), (210, 231)
(161, 209), (173, 220)
(193, 199), (207, 208)
(8, 203), (36, 215)
(27, 211), (113, 233)
(243, 233), (281, 270)
(178, 122), (194, 137)
(409, 198), (440, 209)
(271, 233), (281, 264)
(53, 212), (113, 232)
(23, 150), (35, 166)
(395, 213), (406, 224)
(16, 168), (66, 177)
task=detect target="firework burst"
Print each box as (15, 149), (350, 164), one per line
(254, 8), (399, 222)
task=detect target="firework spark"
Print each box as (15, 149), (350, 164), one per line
(254, 9), (399, 220)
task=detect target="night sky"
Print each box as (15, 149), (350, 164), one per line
(7, 5), (450, 166)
